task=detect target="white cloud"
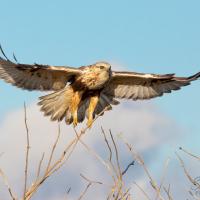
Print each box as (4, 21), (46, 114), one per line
(0, 101), (182, 199)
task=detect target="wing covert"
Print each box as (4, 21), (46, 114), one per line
(103, 71), (200, 100)
(0, 57), (82, 91)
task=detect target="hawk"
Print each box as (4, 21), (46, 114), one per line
(0, 52), (200, 127)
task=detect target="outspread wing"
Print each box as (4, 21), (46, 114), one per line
(0, 57), (82, 91)
(103, 71), (200, 100)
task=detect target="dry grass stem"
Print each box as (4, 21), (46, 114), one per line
(163, 185), (173, 200)
(77, 182), (92, 200)
(176, 152), (200, 189)
(122, 161), (135, 176)
(0, 168), (17, 200)
(156, 158), (170, 200)
(35, 153), (45, 182)
(45, 123), (61, 173)
(2, 103), (200, 200)
(101, 127), (112, 162)
(179, 147), (200, 162)
(121, 137), (166, 200)
(77, 173), (103, 200)
(23, 105), (111, 199)
(133, 181), (151, 200)
(74, 128), (134, 200)
(23, 103), (30, 200)
(189, 190), (200, 200)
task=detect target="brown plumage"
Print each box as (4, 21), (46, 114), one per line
(0, 50), (200, 127)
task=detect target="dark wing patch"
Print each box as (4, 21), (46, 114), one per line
(0, 57), (82, 91)
(103, 71), (200, 100)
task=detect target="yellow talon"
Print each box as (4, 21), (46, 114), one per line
(87, 118), (93, 128)
(70, 90), (83, 127)
(73, 115), (78, 127)
(87, 95), (99, 128)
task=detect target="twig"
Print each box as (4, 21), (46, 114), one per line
(35, 153), (45, 182)
(24, 107), (109, 199)
(77, 182), (92, 200)
(156, 158), (170, 200)
(179, 147), (200, 162)
(73, 128), (115, 182)
(80, 173), (103, 185)
(189, 190), (200, 200)
(133, 181), (151, 200)
(101, 127), (112, 162)
(24, 102), (30, 200)
(45, 123), (61, 173)
(163, 185), (173, 200)
(0, 168), (17, 200)
(24, 130), (81, 199)
(66, 187), (71, 195)
(176, 152), (200, 188)
(121, 137), (165, 200)
(120, 187), (131, 200)
(109, 131), (124, 200)
(122, 161), (135, 176)
(109, 130), (122, 180)
(77, 174), (102, 200)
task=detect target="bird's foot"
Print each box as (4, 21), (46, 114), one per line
(73, 116), (78, 127)
(87, 118), (94, 128)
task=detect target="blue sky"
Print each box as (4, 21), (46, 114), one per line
(0, 1), (200, 198)
(1, 0), (200, 141)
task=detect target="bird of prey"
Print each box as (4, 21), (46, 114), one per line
(0, 51), (200, 127)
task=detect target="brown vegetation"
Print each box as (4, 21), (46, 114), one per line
(0, 104), (199, 200)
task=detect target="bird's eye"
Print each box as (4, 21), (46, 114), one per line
(100, 66), (104, 69)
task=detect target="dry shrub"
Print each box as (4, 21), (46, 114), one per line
(0, 104), (199, 200)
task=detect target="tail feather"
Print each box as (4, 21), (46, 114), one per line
(38, 88), (118, 125)
(38, 86), (74, 122)
(65, 109), (73, 124)
(93, 93), (119, 117)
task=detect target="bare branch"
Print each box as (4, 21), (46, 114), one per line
(77, 182), (92, 200)
(121, 137), (165, 200)
(109, 130), (122, 180)
(176, 152), (200, 188)
(101, 127), (112, 162)
(133, 181), (151, 200)
(73, 127), (115, 182)
(35, 153), (45, 182)
(77, 173), (103, 200)
(163, 185), (173, 200)
(45, 123), (61, 173)
(156, 158), (170, 200)
(24, 107), (109, 199)
(23, 102), (30, 200)
(0, 168), (17, 200)
(179, 147), (200, 162)
(122, 161), (135, 176)
(80, 173), (103, 185)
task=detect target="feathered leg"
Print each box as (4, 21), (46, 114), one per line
(70, 90), (83, 127)
(87, 95), (99, 128)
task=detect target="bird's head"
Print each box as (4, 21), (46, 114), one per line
(94, 61), (111, 72)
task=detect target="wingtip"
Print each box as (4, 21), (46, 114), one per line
(0, 45), (11, 62)
(188, 71), (200, 80)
